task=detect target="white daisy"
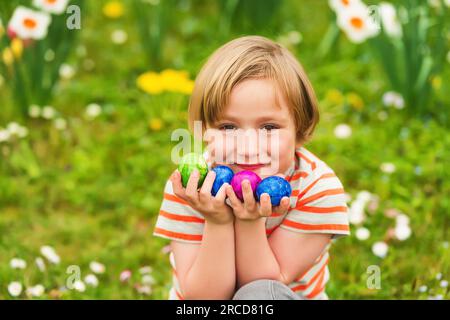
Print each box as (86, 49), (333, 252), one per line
(329, 0), (363, 12)
(40, 245), (60, 264)
(394, 223), (411, 241)
(119, 270), (132, 282)
(35, 257), (46, 272)
(85, 103), (102, 119)
(10, 258), (27, 269)
(54, 118), (67, 130)
(8, 282), (23, 297)
(59, 63), (75, 80)
(355, 227), (370, 240)
(142, 274), (155, 285)
(349, 200), (366, 225)
(380, 162), (396, 174)
(33, 0), (70, 15)
(372, 241), (389, 258)
(42, 106), (56, 119)
(26, 284), (45, 297)
(29, 104), (41, 118)
(382, 91), (404, 109)
(84, 274), (99, 287)
(139, 266), (153, 274)
(8, 6), (51, 40)
(89, 261), (105, 274)
(0, 129), (11, 142)
(73, 280), (86, 292)
(336, 2), (379, 43)
(111, 29), (128, 44)
(334, 123), (352, 139)
(440, 280), (448, 288)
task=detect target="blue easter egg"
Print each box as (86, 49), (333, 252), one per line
(211, 165), (234, 196)
(256, 176), (292, 206)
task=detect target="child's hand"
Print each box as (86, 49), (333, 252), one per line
(225, 174), (291, 222)
(170, 169), (234, 225)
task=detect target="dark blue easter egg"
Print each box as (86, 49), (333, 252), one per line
(256, 176), (292, 206)
(211, 165), (234, 196)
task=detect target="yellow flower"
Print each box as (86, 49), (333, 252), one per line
(149, 118), (163, 131)
(103, 1), (124, 19)
(137, 72), (164, 94)
(11, 38), (23, 59)
(431, 76), (442, 90)
(346, 92), (364, 110)
(2, 48), (14, 66)
(137, 69), (194, 95)
(325, 89), (344, 105)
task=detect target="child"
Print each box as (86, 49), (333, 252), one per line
(153, 35), (350, 300)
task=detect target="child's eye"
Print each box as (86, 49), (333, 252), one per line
(261, 124), (279, 132)
(219, 124), (237, 131)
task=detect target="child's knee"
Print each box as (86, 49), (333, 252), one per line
(232, 279), (300, 300)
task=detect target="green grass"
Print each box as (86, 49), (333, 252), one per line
(0, 0), (449, 299)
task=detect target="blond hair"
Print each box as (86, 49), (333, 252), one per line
(188, 35), (320, 145)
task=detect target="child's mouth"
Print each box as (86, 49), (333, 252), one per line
(235, 163), (266, 170)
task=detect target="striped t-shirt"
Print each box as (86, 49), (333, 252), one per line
(153, 146), (350, 300)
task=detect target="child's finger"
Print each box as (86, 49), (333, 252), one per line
(226, 185), (243, 211)
(199, 170), (216, 202)
(213, 182), (229, 204)
(259, 193), (272, 217)
(273, 196), (290, 215)
(185, 169), (200, 204)
(241, 180), (256, 210)
(171, 170), (187, 201)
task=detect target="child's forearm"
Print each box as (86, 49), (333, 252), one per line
(234, 218), (283, 288)
(183, 220), (236, 299)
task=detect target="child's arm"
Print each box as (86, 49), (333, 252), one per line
(171, 220), (235, 299)
(169, 169), (236, 299)
(234, 218), (330, 288)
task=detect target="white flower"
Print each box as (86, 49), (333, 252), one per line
(120, 270), (132, 282)
(35, 257), (46, 272)
(73, 280), (86, 292)
(329, 0), (362, 12)
(394, 223), (411, 241)
(84, 274), (99, 287)
(372, 241), (389, 258)
(436, 273), (442, 280)
(139, 266), (153, 274)
(59, 63), (75, 80)
(379, 2), (402, 38)
(85, 103), (102, 119)
(8, 6), (51, 40)
(349, 200), (366, 225)
(418, 285), (427, 293)
(42, 106), (56, 119)
(356, 190), (372, 204)
(33, 0), (70, 15)
(142, 274), (155, 285)
(40, 245), (60, 264)
(10, 258), (27, 269)
(334, 124), (352, 139)
(8, 282), (23, 297)
(29, 104), (41, 118)
(440, 280), (448, 288)
(89, 261), (105, 274)
(26, 284), (45, 297)
(54, 118), (67, 130)
(336, 2), (379, 43)
(355, 227), (370, 240)
(136, 285), (152, 295)
(111, 29), (128, 44)
(395, 213), (410, 226)
(380, 162), (396, 174)
(0, 129), (11, 142)
(382, 91), (404, 109)
(7, 122), (28, 138)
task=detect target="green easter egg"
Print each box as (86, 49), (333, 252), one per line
(178, 153), (209, 188)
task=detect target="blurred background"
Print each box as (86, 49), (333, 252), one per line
(0, 0), (449, 299)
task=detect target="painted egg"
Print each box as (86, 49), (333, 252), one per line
(211, 165), (234, 196)
(178, 153), (209, 188)
(231, 170), (262, 201)
(256, 176), (292, 206)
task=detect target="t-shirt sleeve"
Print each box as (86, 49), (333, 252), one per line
(152, 175), (205, 244)
(280, 166), (350, 240)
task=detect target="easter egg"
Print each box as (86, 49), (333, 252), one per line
(211, 165), (234, 196)
(256, 176), (292, 206)
(178, 153), (209, 188)
(231, 170), (262, 201)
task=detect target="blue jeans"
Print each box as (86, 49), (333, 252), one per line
(232, 279), (302, 300)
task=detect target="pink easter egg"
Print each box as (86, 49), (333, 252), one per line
(230, 170), (262, 201)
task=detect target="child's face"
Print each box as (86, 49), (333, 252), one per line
(206, 78), (300, 178)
